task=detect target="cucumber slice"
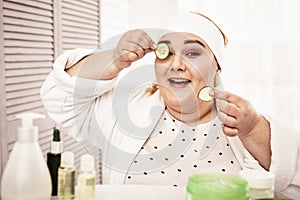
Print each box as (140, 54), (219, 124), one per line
(155, 42), (170, 60)
(198, 86), (213, 102)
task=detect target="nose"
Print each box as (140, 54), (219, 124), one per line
(170, 54), (186, 71)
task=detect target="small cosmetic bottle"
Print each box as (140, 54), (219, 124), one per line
(77, 154), (96, 200)
(47, 127), (63, 196)
(239, 169), (274, 200)
(58, 151), (76, 200)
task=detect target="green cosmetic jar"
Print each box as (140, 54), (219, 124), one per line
(186, 173), (249, 200)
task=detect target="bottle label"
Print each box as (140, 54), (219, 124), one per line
(77, 176), (96, 200)
(86, 177), (96, 186)
(78, 176), (96, 186)
(58, 169), (75, 199)
(51, 142), (63, 154)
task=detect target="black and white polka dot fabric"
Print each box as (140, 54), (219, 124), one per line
(125, 111), (241, 186)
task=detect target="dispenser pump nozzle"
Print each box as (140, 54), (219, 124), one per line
(16, 113), (45, 127)
(16, 112), (45, 142)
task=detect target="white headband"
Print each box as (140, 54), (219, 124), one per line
(163, 12), (226, 69)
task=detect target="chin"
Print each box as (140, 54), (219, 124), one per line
(167, 95), (198, 110)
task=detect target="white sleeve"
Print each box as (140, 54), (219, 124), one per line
(268, 116), (300, 199)
(40, 48), (118, 146)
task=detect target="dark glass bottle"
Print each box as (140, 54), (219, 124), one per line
(47, 128), (63, 196)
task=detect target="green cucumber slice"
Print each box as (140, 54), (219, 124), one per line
(155, 42), (169, 60)
(198, 86), (213, 102)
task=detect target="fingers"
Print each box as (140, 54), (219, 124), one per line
(217, 109), (238, 128)
(212, 89), (259, 137)
(118, 44), (146, 61)
(216, 99), (240, 118)
(131, 29), (156, 50)
(121, 30), (155, 54)
(216, 97), (240, 128)
(211, 90), (244, 108)
(222, 124), (239, 137)
(114, 29), (156, 68)
(217, 111), (239, 136)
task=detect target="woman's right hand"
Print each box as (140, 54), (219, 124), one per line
(113, 29), (156, 69)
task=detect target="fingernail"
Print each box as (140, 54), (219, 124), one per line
(152, 43), (157, 50)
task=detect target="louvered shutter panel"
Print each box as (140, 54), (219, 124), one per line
(2, 0), (55, 158)
(1, 0), (102, 184)
(61, 0), (101, 51)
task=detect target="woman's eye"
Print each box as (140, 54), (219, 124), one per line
(168, 51), (174, 56)
(186, 51), (201, 57)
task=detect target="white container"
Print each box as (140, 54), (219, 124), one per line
(77, 154), (96, 200)
(1, 113), (52, 200)
(239, 169), (274, 200)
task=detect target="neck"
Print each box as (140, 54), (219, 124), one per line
(166, 101), (218, 126)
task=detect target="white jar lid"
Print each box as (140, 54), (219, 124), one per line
(239, 169), (274, 189)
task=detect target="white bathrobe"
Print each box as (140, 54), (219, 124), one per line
(40, 48), (300, 199)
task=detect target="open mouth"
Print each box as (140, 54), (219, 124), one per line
(168, 78), (191, 86)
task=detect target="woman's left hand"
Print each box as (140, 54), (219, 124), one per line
(210, 90), (260, 138)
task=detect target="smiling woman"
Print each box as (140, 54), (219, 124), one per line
(40, 11), (300, 199)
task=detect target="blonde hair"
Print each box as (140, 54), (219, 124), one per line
(147, 82), (159, 95)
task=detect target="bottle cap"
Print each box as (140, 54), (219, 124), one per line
(51, 127), (63, 154)
(80, 154), (95, 172)
(53, 128), (61, 142)
(16, 112), (45, 126)
(61, 151), (74, 168)
(16, 112), (45, 142)
(239, 169), (274, 189)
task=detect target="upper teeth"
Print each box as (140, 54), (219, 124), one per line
(170, 78), (189, 83)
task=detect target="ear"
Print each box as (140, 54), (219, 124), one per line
(214, 70), (223, 90)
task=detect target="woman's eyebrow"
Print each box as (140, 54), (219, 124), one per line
(158, 40), (170, 44)
(184, 40), (205, 48)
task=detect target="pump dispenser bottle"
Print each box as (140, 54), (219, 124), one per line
(47, 127), (63, 196)
(0, 113), (52, 200)
(77, 154), (96, 200)
(58, 151), (76, 200)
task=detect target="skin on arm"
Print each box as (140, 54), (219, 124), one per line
(66, 50), (122, 80)
(211, 90), (271, 170)
(66, 29), (156, 80)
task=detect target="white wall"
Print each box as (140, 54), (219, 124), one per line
(128, 0), (178, 29)
(100, 0), (130, 42)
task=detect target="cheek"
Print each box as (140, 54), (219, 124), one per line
(154, 62), (167, 81)
(190, 59), (217, 85)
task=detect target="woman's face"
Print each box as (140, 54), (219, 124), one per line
(155, 32), (219, 114)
